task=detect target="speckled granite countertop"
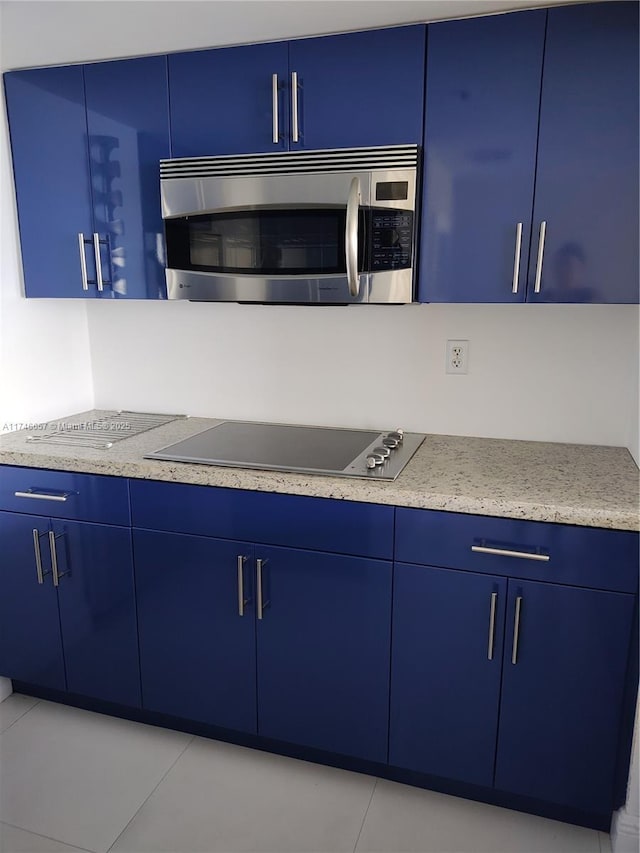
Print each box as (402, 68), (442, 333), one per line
(0, 410), (638, 531)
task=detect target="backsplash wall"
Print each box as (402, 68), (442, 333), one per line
(86, 300), (639, 449)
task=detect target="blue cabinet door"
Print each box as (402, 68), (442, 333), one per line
(495, 580), (635, 814)
(84, 56), (170, 299)
(54, 520), (141, 707)
(134, 530), (257, 733)
(390, 563), (507, 787)
(288, 26), (425, 150)
(418, 11), (545, 302)
(256, 545), (391, 762)
(4, 66), (94, 298)
(168, 42), (289, 157)
(528, 3), (639, 303)
(0, 512), (65, 690)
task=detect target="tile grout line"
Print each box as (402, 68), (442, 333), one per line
(0, 819), (94, 853)
(105, 734), (195, 853)
(352, 777), (378, 853)
(0, 697), (40, 737)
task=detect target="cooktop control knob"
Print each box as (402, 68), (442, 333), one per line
(388, 430), (404, 444)
(373, 445), (391, 458)
(366, 453), (385, 469)
(382, 436), (400, 449)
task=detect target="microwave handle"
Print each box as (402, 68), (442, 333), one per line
(345, 177), (360, 298)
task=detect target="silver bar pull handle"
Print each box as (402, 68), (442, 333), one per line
(511, 222), (523, 294)
(15, 490), (69, 502)
(272, 73), (279, 144)
(511, 596), (523, 665)
(471, 545), (549, 562)
(345, 177), (360, 298)
(291, 71), (299, 143)
(256, 558), (270, 620)
(93, 233), (104, 292)
(237, 555), (248, 616)
(487, 591), (498, 661)
(32, 528), (49, 585)
(533, 220), (546, 294)
(48, 530), (67, 588)
(78, 233), (89, 291)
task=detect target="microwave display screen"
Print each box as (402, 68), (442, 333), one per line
(375, 181), (409, 201)
(166, 209), (365, 277)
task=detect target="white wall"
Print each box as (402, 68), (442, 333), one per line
(87, 300), (639, 446)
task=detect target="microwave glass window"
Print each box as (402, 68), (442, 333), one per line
(167, 210), (359, 276)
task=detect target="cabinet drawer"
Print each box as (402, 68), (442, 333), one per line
(395, 508), (638, 593)
(130, 479), (393, 559)
(0, 466), (130, 526)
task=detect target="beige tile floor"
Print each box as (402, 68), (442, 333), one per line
(0, 694), (612, 853)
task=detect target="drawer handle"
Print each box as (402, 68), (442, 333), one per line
(237, 555), (249, 617)
(511, 595), (523, 665)
(471, 545), (549, 562)
(487, 591), (498, 661)
(32, 528), (50, 585)
(48, 530), (68, 587)
(15, 490), (70, 502)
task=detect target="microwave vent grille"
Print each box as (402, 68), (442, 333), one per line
(160, 145), (419, 180)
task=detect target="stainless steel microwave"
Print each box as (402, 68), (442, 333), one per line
(160, 145), (419, 304)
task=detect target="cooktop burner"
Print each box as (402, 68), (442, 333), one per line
(145, 421), (424, 480)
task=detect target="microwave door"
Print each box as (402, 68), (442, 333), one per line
(164, 171), (371, 303)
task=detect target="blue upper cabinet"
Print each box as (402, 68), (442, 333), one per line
(168, 42), (289, 157)
(418, 11), (545, 302)
(84, 56), (170, 299)
(527, 2), (639, 303)
(4, 58), (169, 299)
(288, 26), (426, 150)
(4, 66), (94, 298)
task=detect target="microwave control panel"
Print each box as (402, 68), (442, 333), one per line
(370, 210), (414, 271)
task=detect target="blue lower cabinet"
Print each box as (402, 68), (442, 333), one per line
(256, 545), (392, 762)
(495, 580), (635, 813)
(134, 530), (257, 733)
(389, 563), (507, 787)
(0, 511), (65, 690)
(0, 511), (140, 705)
(54, 520), (141, 707)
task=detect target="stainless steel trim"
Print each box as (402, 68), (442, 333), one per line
(256, 558), (265, 620)
(33, 528), (46, 585)
(78, 233), (89, 291)
(272, 73), (279, 144)
(471, 545), (549, 562)
(166, 268), (370, 304)
(160, 144), (420, 179)
(487, 592), (498, 661)
(533, 220), (547, 294)
(48, 529), (66, 588)
(15, 490), (68, 502)
(511, 222), (523, 294)
(237, 555), (247, 617)
(93, 233), (104, 292)
(511, 596), (523, 665)
(291, 71), (299, 143)
(346, 177), (360, 297)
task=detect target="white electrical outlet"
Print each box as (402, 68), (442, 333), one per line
(446, 340), (469, 374)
